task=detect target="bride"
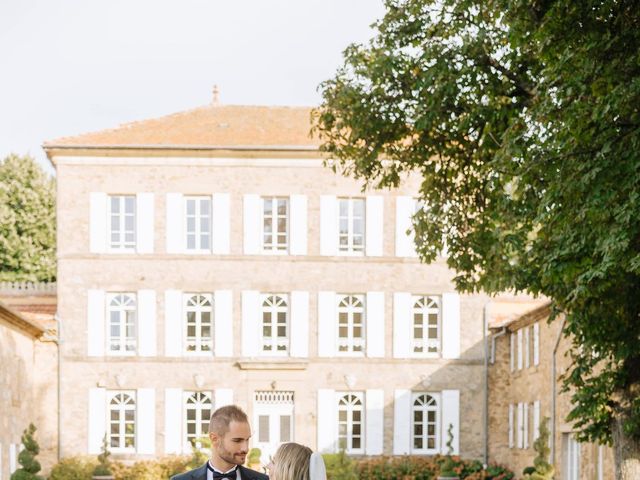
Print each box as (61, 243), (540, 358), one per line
(266, 443), (327, 480)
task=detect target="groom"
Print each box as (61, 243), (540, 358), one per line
(172, 404), (268, 480)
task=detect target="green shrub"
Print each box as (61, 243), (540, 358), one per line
(48, 457), (97, 480)
(12, 423), (43, 480)
(322, 451), (358, 480)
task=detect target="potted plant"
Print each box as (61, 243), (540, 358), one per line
(11, 423), (43, 480)
(437, 424), (459, 480)
(523, 417), (554, 480)
(92, 435), (114, 480)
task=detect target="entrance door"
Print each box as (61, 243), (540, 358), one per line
(253, 391), (294, 464)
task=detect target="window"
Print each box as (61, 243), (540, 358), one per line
(525, 327), (531, 368)
(517, 329), (524, 370)
(338, 198), (365, 254)
(412, 296), (441, 355)
(185, 197), (211, 252)
(254, 391), (295, 460)
(109, 195), (136, 250)
(184, 391), (212, 448)
(261, 294), (289, 354)
(185, 294), (213, 354)
(508, 404), (514, 448)
(510, 333), (515, 372)
(337, 295), (365, 354)
(338, 393), (364, 453)
(533, 323), (540, 366)
(562, 433), (580, 480)
(109, 391), (136, 450)
(263, 197), (288, 252)
(108, 293), (136, 354)
(412, 393), (439, 453)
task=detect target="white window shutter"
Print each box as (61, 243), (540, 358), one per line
(366, 292), (385, 357)
(533, 323), (540, 366)
(510, 333), (516, 372)
(215, 388), (234, 408)
(164, 290), (183, 357)
(137, 388), (156, 454)
(87, 289), (105, 356)
(365, 389), (384, 455)
(136, 193), (154, 253)
(524, 402), (529, 449)
(533, 400), (540, 441)
(517, 329), (524, 370)
(290, 291), (309, 357)
(243, 194), (261, 254)
(290, 195), (308, 255)
(241, 290), (261, 356)
(508, 404), (514, 448)
(393, 389), (411, 454)
(9, 443), (16, 473)
(212, 193), (230, 254)
(320, 195), (337, 256)
(138, 290), (157, 356)
(517, 402), (525, 448)
(317, 389), (337, 453)
(441, 389), (460, 454)
(525, 327), (531, 368)
(393, 292), (412, 358)
(317, 291), (336, 357)
(442, 293), (461, 359)
(164, 388), (182, 454)
(395, 196), (417, 257)
(89, 192), (107, 253)
(166, 193), (184, 253)
(366, 196), (384, 256)
(214, 290), (233, 357)
(88, 388), (107, 454)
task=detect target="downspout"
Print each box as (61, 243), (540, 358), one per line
(550, 315), (567, 466)
(56, 313), (62, 461)
(482, 301), (490, 465)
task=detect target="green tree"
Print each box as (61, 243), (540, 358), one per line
(11, 423), (43, 480)
(314, 0), (640, 478)
(0, 154), (55, 282)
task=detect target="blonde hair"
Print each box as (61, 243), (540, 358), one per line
(272, 443), (313, 480)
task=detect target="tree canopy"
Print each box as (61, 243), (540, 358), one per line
(315, 0), (640, 474)
(0, 154), (56, 282)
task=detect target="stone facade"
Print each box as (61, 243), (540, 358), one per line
(44, 104), (497, 464)
(488, 302), (614, 479)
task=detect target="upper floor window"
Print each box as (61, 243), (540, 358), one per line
(263, 197), (289, 252)
(337, 393), (364, 454)
(184, 391), (212, 449)
(337, 295), (365, 355)
(109, 391), (136, 451)
(412, 393), (439, 453)
(185, 294), (213, 354)
(338, 198), (365, 254)
(109, 195), (136, 251)
(412, 295), (441, 355)
(185, 197), (211, 252)
(108, 293), (136, 355)
(261, 294), (289, 354)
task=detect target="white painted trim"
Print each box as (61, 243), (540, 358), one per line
(533, 400), (540, 442)
(395, 196), (417, 257)
(136, 193), (154, 253)
(290, 194), (308, 255)
(533, 322), (540, 366)
(441, 390), (460, 454)
(212, 193), (231, 254)
(137, 388), (156, 454)
(164, 290), (183, 357)
(166, 193), (184, 253)
(317, 389), (337, 453)
(89, 192), (107, 253)
(87, 289), (105, 356)
(319, 196), (338, 256)
(214, 290), (233, 357)
(393, 389), (411, 454)
(164, 388), (182, 454)
(243, 195), (261, 255)
(517, 329), (524, 370)
(88, 387), (107, 454)
(393, 292), (412, 358)
(290, 291), (309, 357)
(365, 389), (384, 455)
(241, 290), (261, 356)
(365, 196), (384, 256)
(137, 290), (156, 357)
(442, 293), (461, 359)
(366, 292), (385, 357)
(317, 291), (336, 356)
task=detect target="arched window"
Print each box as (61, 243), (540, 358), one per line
(109, 392), (136, 450)
(412, 393), (439, 453)
(412, 296), (440, 355)
(338, 393), (364, 453)
(184, 391), (212, 450)
(261, 294), (288, 353)
(108, 293), (137, 354)
(185, 294), (213, 353)
(337, 295), (365, 354)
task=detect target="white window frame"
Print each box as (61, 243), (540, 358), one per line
(184, 293), (214, 355)
(183, 391), (212, 451)
(337, 392), (365, 454)
(510, 333), (515, 372)
(261, 294), (289, 355)
(336, 294), (365, 356)
(411, 392), (440, 454)
(517, 329), (524, 370)
(338, 198), (365, 255)
(533, 322), (540, 366)
(262, 197), (289, 253)
(108, 391), (136, 453)
(184, 196), (212, 253)
(525, 326), (531, 368)
(508, 404), (514, 448)
(108, 195), (136, 251)
(107, 293), (137, 355)
(563, 433), (581, 480)
(411, 295), (441, 357)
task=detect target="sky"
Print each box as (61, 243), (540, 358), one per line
(0, 0), (386, 174)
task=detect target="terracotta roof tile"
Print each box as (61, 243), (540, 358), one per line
(44, 105), (320, 149)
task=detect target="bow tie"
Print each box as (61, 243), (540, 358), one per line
(208, 464), (237, 480)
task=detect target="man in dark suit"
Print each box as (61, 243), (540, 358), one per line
(172, 405), (269, 480)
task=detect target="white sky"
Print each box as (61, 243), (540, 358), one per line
(0, 0), (385, 173)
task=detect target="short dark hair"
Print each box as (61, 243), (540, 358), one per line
(208, 404), (249, 435)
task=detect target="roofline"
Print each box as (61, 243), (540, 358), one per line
(489, 301), (553, 332)
(0, 300), (46, 338)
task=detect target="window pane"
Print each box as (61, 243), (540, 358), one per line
(280, 415), (291, 442)
(259, 416), (270, 442)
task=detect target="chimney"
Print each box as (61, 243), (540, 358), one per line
(212, 85), (220, 106)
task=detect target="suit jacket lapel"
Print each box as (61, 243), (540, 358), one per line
(191, 463), (208, 480)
